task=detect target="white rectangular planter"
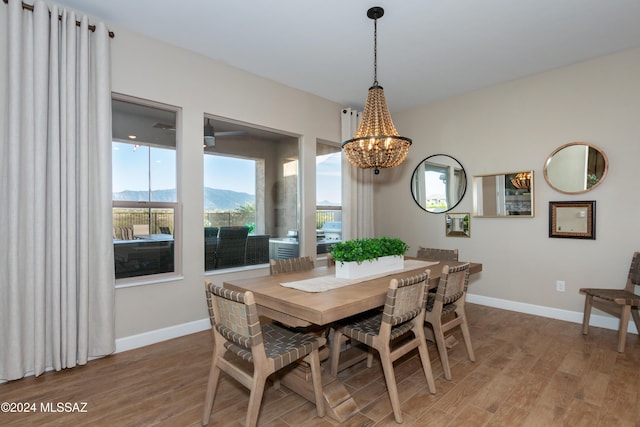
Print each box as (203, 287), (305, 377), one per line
(335, 255), (404, 280)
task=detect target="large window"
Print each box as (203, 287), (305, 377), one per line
(203, 116), (298, 271)
(316, 142), (342, 255)
(112, 96), (179, 281)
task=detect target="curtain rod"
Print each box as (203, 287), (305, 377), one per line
(3, 0), (115, 38)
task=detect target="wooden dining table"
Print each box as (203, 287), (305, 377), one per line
(223, 258), (482, 422)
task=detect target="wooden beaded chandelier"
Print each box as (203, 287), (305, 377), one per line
(342, 7), (412, 174)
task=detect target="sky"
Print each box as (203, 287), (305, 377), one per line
(114, 141), (342, 205)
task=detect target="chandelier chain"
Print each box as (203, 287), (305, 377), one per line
(373, 17), (378, 85)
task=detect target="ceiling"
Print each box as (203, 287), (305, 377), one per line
(54, 0), (640, 113)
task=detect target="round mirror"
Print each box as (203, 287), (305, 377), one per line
(411, 154), (467, 213)
(544, 142), (608, 194)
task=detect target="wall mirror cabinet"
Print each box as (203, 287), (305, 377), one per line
(472, 171), (534, 217)
(411, 154), (467, 213)
(543, 142), (608, 194)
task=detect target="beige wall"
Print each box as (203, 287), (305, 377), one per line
(107, 25), (342, 338)
(376, 47), (640, 314)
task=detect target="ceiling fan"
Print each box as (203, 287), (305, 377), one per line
(204, 118), (247, 147)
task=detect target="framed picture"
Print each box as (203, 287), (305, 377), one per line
(549, 201), (596, 239)
(445, 212), (470, 237)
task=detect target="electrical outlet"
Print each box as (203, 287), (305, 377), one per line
(556, 280), (566, 292)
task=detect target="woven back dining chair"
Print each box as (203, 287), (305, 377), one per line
(269, 256), (315, 275)
(416, 247), (459, 261)
(329, 271), (435, 423)
(424, 262), (475, 380)
(580, 252), (640, 352)
(202, 281), (325, 427)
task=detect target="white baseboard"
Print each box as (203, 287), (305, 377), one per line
(115, 318), (211, 353)
(110, 294), (637, 355)
(466, 293), (638, 335)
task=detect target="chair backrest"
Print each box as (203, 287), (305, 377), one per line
(416, 247), (459, 261)
(206, 282), (265, 358)
(215, 226), (249, 268)
(204, 227), (219, 238)
(270, 256), (315, 275)
(382, 271), (430, 327)
(120, 226), (133, 240)
(433, 263), (470, 307)
(626, 251), (640, 291)
(160, 226), (171, 234)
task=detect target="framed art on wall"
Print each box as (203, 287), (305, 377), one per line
(549, 201), (595, 239)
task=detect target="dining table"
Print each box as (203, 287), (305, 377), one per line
(223, 258), (482, 422)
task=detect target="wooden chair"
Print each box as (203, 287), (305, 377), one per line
(329, 271), (435, 423)
(424, 262), (475, 380)
(580, 252), (640, 352)
(202, 281), (325, 427)
(269, 256), (315, 275)
(416, 247), (459, 261)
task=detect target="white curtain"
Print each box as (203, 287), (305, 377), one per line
(0, 0), (114, 381)
(340, 108), (374, 240)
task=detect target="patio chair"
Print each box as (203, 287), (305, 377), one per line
(202, 281), (325, 427)
(215, 226), (249, 269)
(424, 262), (475, 380)
(329, 271), (435, 423)
(416, 247), (459, 261)
(580, 252), (640, 352)
(269, 256), (315, 275)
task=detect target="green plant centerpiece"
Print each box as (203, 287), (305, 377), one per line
(331, 237), (409, 279)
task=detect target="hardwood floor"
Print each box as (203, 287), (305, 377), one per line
(2, 303), (640, 426)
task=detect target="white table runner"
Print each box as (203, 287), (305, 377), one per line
(280, 259), (439, 293)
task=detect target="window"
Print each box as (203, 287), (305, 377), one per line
(316, 142), (342, 255)
(112, 96), (179, 281)
(203, 116), (298, 270)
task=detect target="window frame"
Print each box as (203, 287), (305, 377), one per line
(112, 93), (182, 287)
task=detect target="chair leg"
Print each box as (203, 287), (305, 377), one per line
(307, 349), (325, 418)
(458, 312), (476, 362)
(582, 295), (593, 335)
(201, 357), (222, 426)
(330, 329), (344, 377)
(631, 308), (640, 338)
(378, 349), (403, 423)
(416, 333), (436, 394)
(431, 321), (452, 380)
(618, 305), (631, 353)
(246, 374), (267, 427)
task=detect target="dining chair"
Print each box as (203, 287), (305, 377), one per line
(202, 281), (326, 427)
(580, 252), (640, 352)
(329, 271), (435, 423)
(424, 262), (475, 380)
(269, 256), (315, 275)
(416, 247), (459, 261)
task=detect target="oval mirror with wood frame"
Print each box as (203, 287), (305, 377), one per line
(544, 142), (608, 194)
(411, 154), (467, 213)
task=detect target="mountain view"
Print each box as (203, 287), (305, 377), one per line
(113, 188), (254, 211)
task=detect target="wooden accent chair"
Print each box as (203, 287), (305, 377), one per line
(424, 262), (475, 380)
(329, 271), (436, 423)
(269, 256), (315, 275)
(580, 252), (640, 352)
(202, 281), (325, 427)
(416, 247), (459, 261)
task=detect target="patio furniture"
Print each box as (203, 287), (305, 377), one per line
(215, 226), (249, 269)
(204, 227), (219, 271)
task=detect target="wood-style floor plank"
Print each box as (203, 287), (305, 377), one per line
(2, 303), (640, 426)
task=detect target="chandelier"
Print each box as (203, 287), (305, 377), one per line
(510, 172), (532, 189)
(342, 7), (412, 175)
